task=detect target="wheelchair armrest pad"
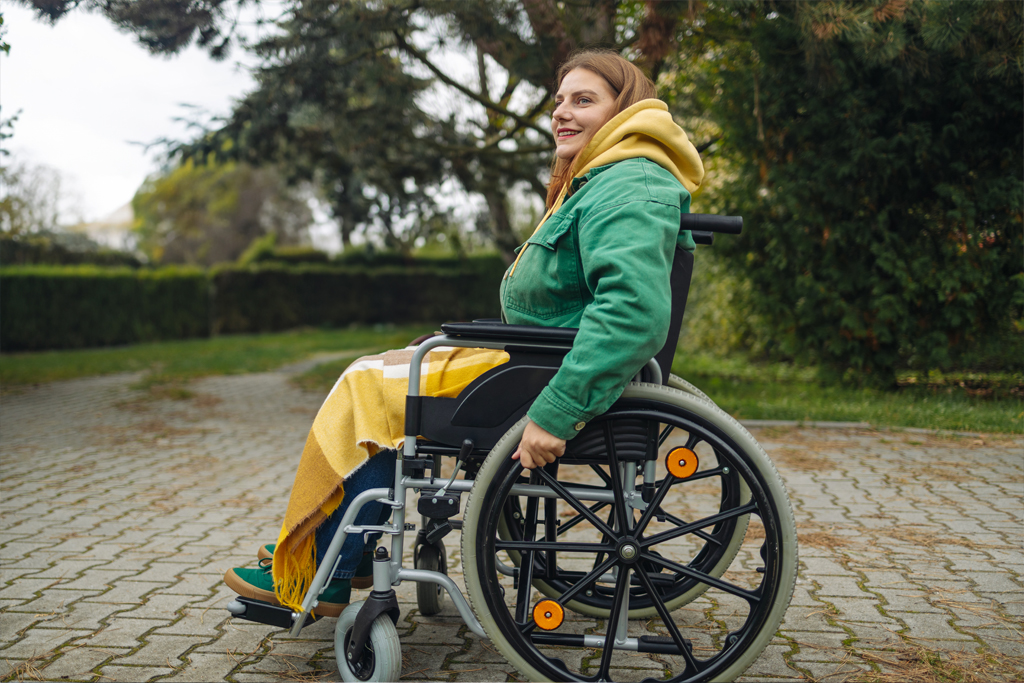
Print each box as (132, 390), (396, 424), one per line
(440, 321), (578, 344)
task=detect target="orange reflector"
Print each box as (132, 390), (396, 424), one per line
(533, 600), (564, 630)
(666, 447), (699, 479)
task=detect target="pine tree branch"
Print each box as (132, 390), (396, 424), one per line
(392, 31), (550, 137)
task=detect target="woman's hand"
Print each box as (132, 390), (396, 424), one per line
(512, 419), (566, 470)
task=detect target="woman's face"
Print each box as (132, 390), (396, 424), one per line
(551, 68), (618, 160)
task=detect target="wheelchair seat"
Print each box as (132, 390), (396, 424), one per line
(407, 247), (695, 452)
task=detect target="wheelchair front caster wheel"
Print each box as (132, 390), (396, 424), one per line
(335, 602), (402, 682)
(414, 542), (447, 616)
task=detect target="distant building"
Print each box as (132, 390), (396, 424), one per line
(69, 203), (136, 251)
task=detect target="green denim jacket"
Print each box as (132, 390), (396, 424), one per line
(499, 158), (694, 440)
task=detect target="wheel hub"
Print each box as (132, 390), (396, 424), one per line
(616, 537), (640, 564)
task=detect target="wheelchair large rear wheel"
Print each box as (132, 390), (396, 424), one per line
(497, 372), (744, 619)
(497, 443), (748, 619)
(463, 383), (797, 683)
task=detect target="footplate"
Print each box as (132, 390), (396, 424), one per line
(227, 597), (316, 630)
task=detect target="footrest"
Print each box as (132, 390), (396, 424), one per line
(227, 597), (314, 630)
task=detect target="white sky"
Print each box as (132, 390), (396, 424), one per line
(1, 4), (261, 222)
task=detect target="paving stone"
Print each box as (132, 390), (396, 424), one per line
(890, 611), (974, 641)
(162, 652), (242, 681)
(4, 371), (1021, 683)
(0, 627), (91, 658)
(78, 617), (173, 648)
(114, 634), (205, 666)
(37, 643), (118, 680)
(94, 664), (174, 681)
(83, 581), (169, 605)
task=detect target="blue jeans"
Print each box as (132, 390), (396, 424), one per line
(313, 450), (395, 579)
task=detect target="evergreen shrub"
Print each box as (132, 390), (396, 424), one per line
(211, 259), (504, 333)
(1, 266), (209, 351)
(0, 234), (142, 268)
(683, 2), (1023, 383)
(2, 256), (507, 351)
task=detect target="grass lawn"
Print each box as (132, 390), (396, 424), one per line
(2, 327), (1018, 434)
(0, 325), (434, 390)
(673, 350), (1022, 434)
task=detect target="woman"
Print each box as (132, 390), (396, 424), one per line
(224, 48), (704, 617)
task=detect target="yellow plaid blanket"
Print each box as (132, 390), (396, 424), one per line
(272, 346), (509, 611)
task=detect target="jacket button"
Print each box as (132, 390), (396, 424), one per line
(574, 421), (586, 431)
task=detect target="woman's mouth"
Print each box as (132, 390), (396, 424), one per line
(558, 130), (580, 138)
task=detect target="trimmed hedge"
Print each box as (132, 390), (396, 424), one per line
(1, 235), (142, 268)
(211, 261), (504, 334)
(1, 266), (210, 351)
(1, 256), (507, 351)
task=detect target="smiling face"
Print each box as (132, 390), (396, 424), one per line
(550, 68), (619, 161)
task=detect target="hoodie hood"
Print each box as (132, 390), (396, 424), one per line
(572, 99), (704, 194)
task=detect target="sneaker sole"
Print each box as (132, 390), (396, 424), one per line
(223, 568), (347, 618)
(255, 547), (373, 589)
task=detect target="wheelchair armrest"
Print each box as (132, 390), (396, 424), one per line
(440, 321), (578, 345)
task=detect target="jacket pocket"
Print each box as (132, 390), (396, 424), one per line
(503, 216), (584, 320)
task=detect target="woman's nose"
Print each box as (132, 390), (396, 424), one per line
(552, 102), (570, 121)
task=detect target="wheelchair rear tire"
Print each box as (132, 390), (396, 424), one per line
(462, 383), (797, 683)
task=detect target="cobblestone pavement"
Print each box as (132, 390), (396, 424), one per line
(2, 370), (1022, 682)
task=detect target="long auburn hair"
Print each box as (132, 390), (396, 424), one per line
(546, 50), (657, 208)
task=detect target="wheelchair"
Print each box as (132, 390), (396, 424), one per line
(226, 214), (797, 683)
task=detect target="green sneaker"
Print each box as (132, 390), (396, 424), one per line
(223, 563), (351, 618)
(256, 544), (375, 589)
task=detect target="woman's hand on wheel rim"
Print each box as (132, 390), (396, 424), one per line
(512, 419), (566, 469)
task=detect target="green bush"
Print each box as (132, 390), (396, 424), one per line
(1, 256), (508, 351)
(0, 234), (141, 268)
(211, 261), (504, 333)
(1, 266), (209, 351)
(684, 2), (1023, 384)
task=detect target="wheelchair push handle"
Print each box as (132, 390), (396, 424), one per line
(681, 213), (743, 234)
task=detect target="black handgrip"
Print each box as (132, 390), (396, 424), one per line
(691, 231), (714, 246)
(680, 214), (743, 235)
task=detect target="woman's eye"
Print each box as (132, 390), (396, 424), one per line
(577, 97), (592, 105)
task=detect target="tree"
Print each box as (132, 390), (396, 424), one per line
(21, 0), (703, 260)
(0, 157), (78, 235)
(132, 159), (313, 265)
(669, 0), (1023, 383)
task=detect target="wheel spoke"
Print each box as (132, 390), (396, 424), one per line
(657, 508), (725, 547)
(602, 422), (631, 534)
(496, 540), (611, 554)
(657, 423), (675, 446)
(556, 500), (609, 536)
(642, 551), (760, 604)
(589, 463), (613, 486)
(642, 501), (757, 547)
(636, 562), (703, 674)
(533, 466), (617, 539)
(595, 563), (631, 681)
(514, 478), (541, 624)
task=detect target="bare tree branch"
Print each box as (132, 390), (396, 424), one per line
(393, 31), (550, 137)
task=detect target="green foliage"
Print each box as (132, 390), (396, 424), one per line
(0, 265), (209, 351)
(0, 256), (505, 351)
(132, 159), (313, 266)
(674, 0), (1024, 384)
(210, 260), (504, 334)
(0, 233), (141, 267)
(237, 234), (330, 266)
